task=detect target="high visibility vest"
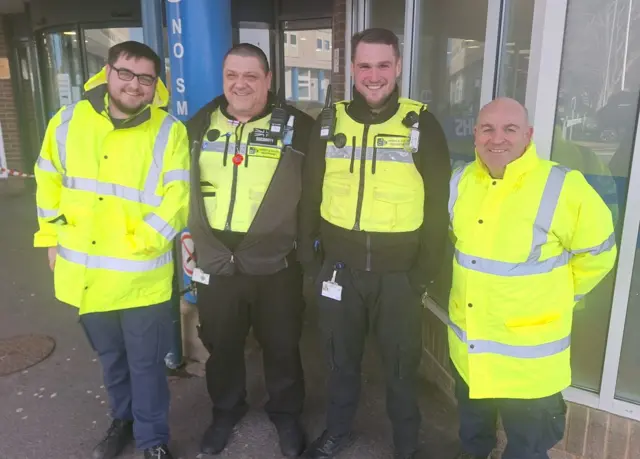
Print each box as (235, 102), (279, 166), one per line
(321, 98), (425, 232)
(199, 109), (285, 233)
(33, 67), (190, 315)
(448, 143), (617, 399)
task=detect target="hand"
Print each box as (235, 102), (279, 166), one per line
(47, 246), (57, 271)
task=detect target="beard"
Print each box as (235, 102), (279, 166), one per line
(108, 88), (150, 116)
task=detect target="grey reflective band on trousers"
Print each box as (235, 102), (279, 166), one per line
(56, 103), (77, 173)
(36, 156), (58, 173)
(448, 318), (571, 359)
(59, 114), (177, 207)
(37, 207), (58, 218)
(144, 213), (178, 241)
(57, 245), (173, 272)
(326, 145), (415, 164)
(449, 164), (616, 276)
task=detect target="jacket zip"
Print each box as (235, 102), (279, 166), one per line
(224, 123), (245, 231)
(372, 134), (379, 175)
(349, 136), (356, 173)
(222, 135), (230, 166)
(353, 125), (370, 231)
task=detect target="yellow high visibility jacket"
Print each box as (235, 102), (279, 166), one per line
(199, 108), (284, 232)
(448, 143), (617, 399)
(321, 98), (425, 232)
(33, 67), (190, 315)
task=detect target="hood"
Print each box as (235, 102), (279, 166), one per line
(84, 66), (169, 108)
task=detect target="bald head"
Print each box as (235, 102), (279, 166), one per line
(474, 97), (534, 178)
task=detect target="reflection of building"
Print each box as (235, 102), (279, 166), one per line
(85, 28), (144, 77)
(284, 29), (331, 103)
(447, 39), (483, 114)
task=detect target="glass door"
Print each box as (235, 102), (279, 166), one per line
(280, 18), (333, 118)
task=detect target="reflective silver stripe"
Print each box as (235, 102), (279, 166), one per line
(144, 213), (178, 241)
(36, 156), (58, 173)
(374, 148), (414, 163)
(529, 166), (569, 261)
(449, 164), (469, 223)
(143, 116), (176, 198)
(571, 232), (616, 256)
(37, 207), (58, 218)
(455, 249), (570, 276)
(163, 169), (190, 185)
(58, 245), (172, 272)
(326, 145), (362, 160)
(56, 103), (77, 172)
(63, 176), (162, 207)
(449, 319), (570, 359)
(575, 294), (585, 302)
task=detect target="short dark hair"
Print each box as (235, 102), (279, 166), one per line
(351, 28), (401, 61)
(107, 41), (162, 77)
(223, 43), (270, 74)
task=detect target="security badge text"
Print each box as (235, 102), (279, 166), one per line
(248, 130), (281, 159)
(375, 134), (417, 153)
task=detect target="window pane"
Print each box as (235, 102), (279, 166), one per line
(408, 0), (489, 305)
(550, 0), (635, 392)
(317, 38), (323, 50)
(369, 0), (405, 90)
(496, 0), (534, 104)
(42, 30), (83, 118)
(84, 28), (144, 78)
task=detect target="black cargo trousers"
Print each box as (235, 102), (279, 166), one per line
(196, 263), (305, 424)
(314, 259), (424, 456)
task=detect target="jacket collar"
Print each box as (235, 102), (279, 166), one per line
(346, 85), (400, 124)
(475, 142), (540, 181)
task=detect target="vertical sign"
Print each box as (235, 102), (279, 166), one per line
(165, 0), (195, 304)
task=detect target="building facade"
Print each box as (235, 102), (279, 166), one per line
(0, 0), (639, 457)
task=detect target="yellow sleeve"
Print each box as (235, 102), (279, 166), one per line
(128, 118), (191, 254)
(564, 170), (618, 303)
(33, 110), (65, 248)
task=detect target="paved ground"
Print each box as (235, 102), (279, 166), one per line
(0, 182), (460, 459)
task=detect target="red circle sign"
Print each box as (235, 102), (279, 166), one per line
(232, 153), (244, 165)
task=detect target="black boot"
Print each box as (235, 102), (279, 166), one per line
(303, 430), (352, 459)
(200, 405), (249, 455)
(273, 417), (306, 457)
(91, 419), (133, 459)
(144, 444), (173, 459)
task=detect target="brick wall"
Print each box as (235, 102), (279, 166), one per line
(331, 0), (346, 101)
(0, 16), (21, 171)
(420, 305), (640, 459)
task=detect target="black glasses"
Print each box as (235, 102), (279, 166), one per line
(112, 66), (157, 86)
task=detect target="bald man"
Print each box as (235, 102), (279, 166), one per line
(447, 98), (616, 459)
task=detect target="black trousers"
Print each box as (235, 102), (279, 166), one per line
(453, 365), (567, 459)
(196, 263), (305, 423)
(315, 260), (424, 455)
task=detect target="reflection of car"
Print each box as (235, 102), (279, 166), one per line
(286, 99), (324, 119)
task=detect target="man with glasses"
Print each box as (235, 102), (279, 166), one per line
(33, 41), (190, 459)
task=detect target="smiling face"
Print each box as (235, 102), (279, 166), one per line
(474, 98), (533, 178)
(352, 41), (401, 110)
(223, 54), (272, 121)
(106, 55), (157, 118)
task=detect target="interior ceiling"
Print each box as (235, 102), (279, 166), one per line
(0, 0), (26, 14)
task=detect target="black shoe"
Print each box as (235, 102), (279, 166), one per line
(144, 444), (173, 459)
(91, 419), (133, 459)
(200, 405), (249, 455)
(303, 430), (351, 459)
(274, 418), (306, 457)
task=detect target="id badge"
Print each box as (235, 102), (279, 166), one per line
(192, 267), (210, 285)
(321, 268), (342, 301)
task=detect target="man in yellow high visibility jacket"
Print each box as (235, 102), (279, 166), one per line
(33, 41), (189, 459)
(448, 98), (616, 459)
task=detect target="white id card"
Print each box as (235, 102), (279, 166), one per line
(192, 267), (210, 285)
(321, 269), (342, 301)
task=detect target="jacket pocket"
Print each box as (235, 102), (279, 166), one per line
(371, 186), (416, 228)
(505, 312), (561, 328)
